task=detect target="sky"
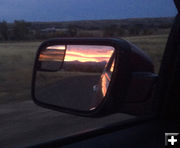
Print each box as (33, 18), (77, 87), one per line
(0, 0), (177, 22)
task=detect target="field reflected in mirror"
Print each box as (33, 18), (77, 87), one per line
(35, 45), (114, 111)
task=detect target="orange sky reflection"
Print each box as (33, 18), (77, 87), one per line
(65, 45), (114, 63)
(39, 45), (114, 63)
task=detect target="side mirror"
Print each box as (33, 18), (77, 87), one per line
(32, 38), (157, 117)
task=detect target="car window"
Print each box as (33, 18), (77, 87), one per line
(0, 0), (177, 147)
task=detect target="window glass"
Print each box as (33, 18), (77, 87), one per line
(0, 0), (177, 147)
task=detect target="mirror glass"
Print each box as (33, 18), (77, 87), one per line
(35, 45), (115, 111)
(37, 45), (66, 71)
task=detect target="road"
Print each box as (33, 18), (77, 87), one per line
(0, 100), (135, 148)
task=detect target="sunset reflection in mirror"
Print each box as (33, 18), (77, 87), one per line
(65, 45), (114, 63)
(39, 45), (114, 63)
(36, 44), (115, 110)
(101, 57), (115, 97)
(39, 45), (66, 62)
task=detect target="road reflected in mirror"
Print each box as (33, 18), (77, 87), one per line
(35, 45), (115, 111)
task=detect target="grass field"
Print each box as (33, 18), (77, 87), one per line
(0, 34), (169, 103)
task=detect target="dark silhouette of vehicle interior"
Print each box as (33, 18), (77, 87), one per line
(30, 0), (180, 147)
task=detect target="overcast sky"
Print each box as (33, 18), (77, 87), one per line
(0, 0), (177, 22)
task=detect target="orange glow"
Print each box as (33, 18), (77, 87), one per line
(101, 61), (114, 96)
(39, 54), (63, 61)
(101, 72), (110, 97)
(65, 45), (114, 63)
(47, 45), (66, 50)
(39, 49), (65, 62)
(110, 59), (115, 73)
(39, 45), (114, 63)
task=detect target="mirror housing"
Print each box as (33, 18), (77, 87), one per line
(31, 38), (157, 117)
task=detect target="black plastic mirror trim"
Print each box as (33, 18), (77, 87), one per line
(31, 38), (131, 117)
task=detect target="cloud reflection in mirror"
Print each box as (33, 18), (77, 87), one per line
(65, 45), (114, 63)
